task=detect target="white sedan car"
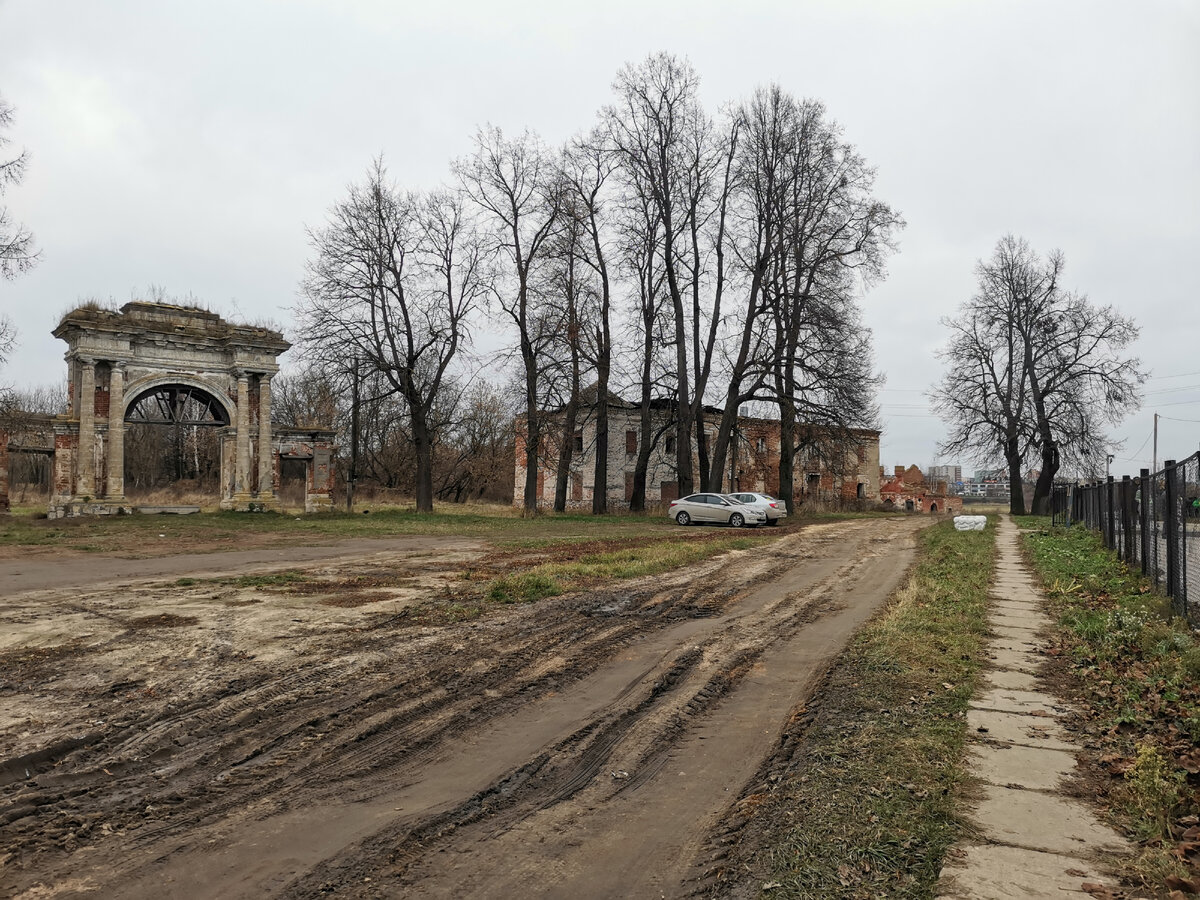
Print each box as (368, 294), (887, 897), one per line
(727, 492), (787, 526)
(667, 493), (766, 527)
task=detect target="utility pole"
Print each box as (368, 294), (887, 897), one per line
(1152, 412), (1158, 474)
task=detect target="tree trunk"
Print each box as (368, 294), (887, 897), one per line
(1005, 436), (1026, 516)
(522, 345), (540, 516)
(553, 397), (578, 513)
(412, 407), (434, 514)
(708, 401), (740, 493)
(695, 408), (710, 490)
(631, 286), (656, 513)
(592, 353), (609, 515)
(631, 407), (653, 513)
(666, 266), (694, 497)
(778, 396), (797, 515)
(1031, 442), (1058, 516)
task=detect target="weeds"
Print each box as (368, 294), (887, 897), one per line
(1121, 743), (1186, 841)
(481, 532), (773, 605)
(487, 573), (561, 604)
(225, 570), (310, 588)
(1020, 522), (1200, 890)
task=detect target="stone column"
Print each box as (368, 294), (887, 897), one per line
(77, 357), (96, 499)
(234, 372), (251, 499)
(257, 374), (273, 499)
(106, 364), (126, 500)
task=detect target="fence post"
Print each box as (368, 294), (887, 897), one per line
(1164, 460), (1178, 606)
(1121, 475), (1134, 562)
(1106, 476), (1116, 550)
(1140, 468), (1151, 576)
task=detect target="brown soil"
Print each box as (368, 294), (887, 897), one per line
(0, 517), (924, 899)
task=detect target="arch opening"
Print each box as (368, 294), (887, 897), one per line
(123, 383), (230, 499)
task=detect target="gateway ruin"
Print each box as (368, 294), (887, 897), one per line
(0, 302), (335, 516)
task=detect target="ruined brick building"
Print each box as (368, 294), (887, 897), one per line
(878, 465), (963, 514)
(1, 302), (336, 516)
(514, 393), (881, 509)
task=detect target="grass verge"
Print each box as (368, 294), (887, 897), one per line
(0, 503), (828, 556)
(1017, 519), (1200, 892)
(484, 533), (774, 603)
(725, 517), (995, 898)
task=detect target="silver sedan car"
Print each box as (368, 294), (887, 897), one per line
(667, 493), (766, 527)
(727, 492), (788, 525)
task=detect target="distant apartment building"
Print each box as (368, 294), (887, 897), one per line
(927, 465), (963, 491)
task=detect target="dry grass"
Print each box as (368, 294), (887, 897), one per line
(731, 518), (996, 898)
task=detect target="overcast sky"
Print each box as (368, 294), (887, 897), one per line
(2, 0), (1197, 477)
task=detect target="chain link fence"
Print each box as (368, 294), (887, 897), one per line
(1052, 450), (1200, 628)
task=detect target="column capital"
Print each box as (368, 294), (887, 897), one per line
(77, 355), (97, 368)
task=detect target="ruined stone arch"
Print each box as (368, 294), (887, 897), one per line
(39, 301), (336, 517)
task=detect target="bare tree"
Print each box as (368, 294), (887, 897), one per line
(298, 160), (485, 513)
(457, 126), (562, 516)
(271, 369), (340, 429)
(932, 261), (1033, 514)
(964, 236), (1144, 513)
(774, 265), (880, 508)
(706, 87), (788, 488)
(614, 164), (673, 511)
(432, 381), (516, 503)
(1, 97), (38, 385)
(605, 53), (717, 497)
(725, 95), (898, 511)
(561, 133), (616, 513)
(541, 201), (594, 512)
(1031, 292), (1141, 488)
(1, 96), (37, 283)
(933, 236), (1142, 514)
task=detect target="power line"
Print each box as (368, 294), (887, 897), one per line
(1114, 426), (1155, 464)
(1159, 414), (1200, 424)
(1148, 369), (1200, 381)
(1144, 383), (1200, 396)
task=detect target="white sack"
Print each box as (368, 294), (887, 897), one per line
(953, 515), (987, 531)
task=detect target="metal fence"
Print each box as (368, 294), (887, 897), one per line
(1052, 450), (1200, 628)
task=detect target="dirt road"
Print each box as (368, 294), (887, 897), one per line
(0, 535), (483, 594)
(1, 517), (923, 899)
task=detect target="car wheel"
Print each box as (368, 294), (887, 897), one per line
(676, 511), (691, 526)
(729, 512), (745, 528)
(766, 517), (778, 526)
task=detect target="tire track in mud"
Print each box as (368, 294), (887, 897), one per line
(0, 518), (920, 900)
(281, 517), (921, 900)
(0, 532), (781, 861)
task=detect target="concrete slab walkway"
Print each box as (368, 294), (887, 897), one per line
(937, 515), (1131, 899)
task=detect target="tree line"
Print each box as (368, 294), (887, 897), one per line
(294, 52), (902, 514)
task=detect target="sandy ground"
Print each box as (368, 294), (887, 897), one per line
(0, 517), (923, 899)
